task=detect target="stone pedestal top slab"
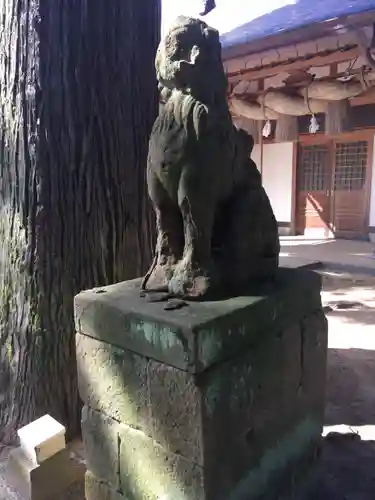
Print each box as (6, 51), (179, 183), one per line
(75, 267), (322, 373)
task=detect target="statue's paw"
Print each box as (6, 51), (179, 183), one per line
(168, 261), (219, 299)
(168, 273), (211, 299)
(143, 263), (175, 291)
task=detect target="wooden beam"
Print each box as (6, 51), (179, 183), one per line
(330, 62), (338, 76)
(351, 86), (375, 106)
(299, 128), (375, 143)
(227, 46), (360, 82)
(230, 67), (375, 101)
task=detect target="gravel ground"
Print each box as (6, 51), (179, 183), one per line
(0, 270), (374, 500)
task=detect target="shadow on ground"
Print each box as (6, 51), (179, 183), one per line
(325, 348), (375, 427)
(301, 434), (375, 500)
(321, 272), (375, 326)
(289, 347), (375, 500)
(324, 307), (375, 326)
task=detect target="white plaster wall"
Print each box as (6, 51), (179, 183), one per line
(369, 135), (375, 240)
(251, 144), (262, 172)
(251, 142), (294, 223)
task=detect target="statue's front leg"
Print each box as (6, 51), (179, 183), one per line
(168, 176), (218, 299)
(142, 176), (183, 291)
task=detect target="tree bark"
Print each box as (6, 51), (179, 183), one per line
(0, 0), (159, 443)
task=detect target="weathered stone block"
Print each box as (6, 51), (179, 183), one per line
(83, 406), (205, 500)
(77, 334), (149, 430)
(148, 360), (204, 465)
(197, 322), (317, 498)
(301, 310), (328, 415)
(75, 268), (328, 500)
(82, 406), (120, 490)
(86, 471), (126, 500)
(118, 415), (204, 500)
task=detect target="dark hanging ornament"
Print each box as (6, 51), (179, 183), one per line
(199, 0), (216, 16)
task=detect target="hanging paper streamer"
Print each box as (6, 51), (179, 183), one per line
(309, 115), (320, 134)
(262, 120), (272, 138)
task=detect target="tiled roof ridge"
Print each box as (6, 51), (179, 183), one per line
(221, 0), (375, 49)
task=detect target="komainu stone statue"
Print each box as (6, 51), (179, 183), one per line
(142, 16), (280, 299)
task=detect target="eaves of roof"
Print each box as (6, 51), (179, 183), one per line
(221, 1), (375, 60)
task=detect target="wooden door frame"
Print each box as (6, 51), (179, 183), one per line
(293, 139), (333, 237)
(290, 142), (298, 235)
(363, 134), (373, 234)
(331, 133), (374, 238)
(295, 129), (375, 237)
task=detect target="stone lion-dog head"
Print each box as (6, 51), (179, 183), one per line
(155, 16), (228, 103)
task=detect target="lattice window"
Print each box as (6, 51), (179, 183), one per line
(298, 145), (329, 191)
(334, 141), (367, 191)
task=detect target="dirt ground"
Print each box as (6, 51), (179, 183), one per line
(0, 269), (374, 500)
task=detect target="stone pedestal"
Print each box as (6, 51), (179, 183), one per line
(75, 268), (328, 500)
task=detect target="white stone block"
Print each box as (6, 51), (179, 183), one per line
(17, 414), (66, 465)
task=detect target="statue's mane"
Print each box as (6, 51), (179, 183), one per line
(160, 91), (209, 141)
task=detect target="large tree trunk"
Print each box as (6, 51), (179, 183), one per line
(0, 0), (159, 443)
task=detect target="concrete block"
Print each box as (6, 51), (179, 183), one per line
(7, 446), (84, 500)
(301, 310), (328, 415)
(83, 407), (205, 500)
(118, 418), (205, 500)
(17, 414), (65, 465)
(148, 360), (204, 465)
(146, 322), (304, 471)
(77, 334), (149, 430)
(81, 406), (120, 490)
(85, 471), (125, 500)
(281, 323), (302, 391)
(198, 327), (308, 498)
(229, 436), (320, 500)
